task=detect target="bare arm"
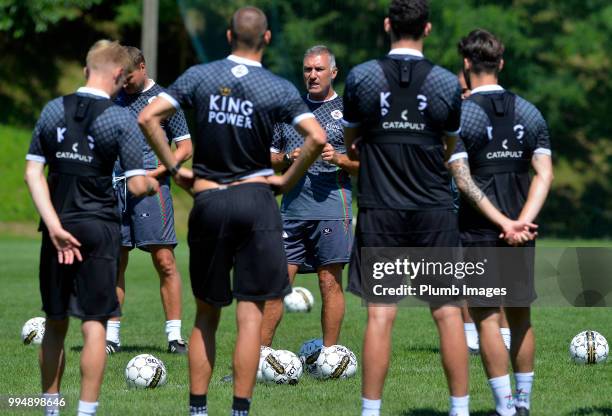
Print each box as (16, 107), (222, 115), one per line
(444, 135), (458, 162)
(138, 97), (179, 172)
(518, 153), (553, 223)
(139, 96), (194, 191)
(344, 126), (361, 161)
(147, 139), (193, 178)
(270, 152), (287, 172)
(448, 157), (536, 243)
(321, 143), (359, 176)
(267, 117), (326, 193)
(24, 161), (82, 264)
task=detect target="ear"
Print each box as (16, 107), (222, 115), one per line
(263, 30), (271, 46)
(331, 66), (338, 80)
(423, 22), (432, 38)
(498, 58), (505, 73)
(463, 58), (471, 71)
(383, 17), (391, 35)
(226, 29), (232, 45)
(83, 67), (89, 80)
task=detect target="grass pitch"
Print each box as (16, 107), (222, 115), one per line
(0, 237), (610, 415)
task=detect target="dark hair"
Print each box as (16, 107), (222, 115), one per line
(124, 46), (145, 72)
(388, 0), (429, 40)
(457, 29), (505, 74)
(230, 6), (268, 51)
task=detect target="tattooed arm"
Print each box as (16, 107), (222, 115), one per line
(449, 157), (537, 244)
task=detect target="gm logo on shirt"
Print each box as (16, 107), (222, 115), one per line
(208, 93), (254, 129)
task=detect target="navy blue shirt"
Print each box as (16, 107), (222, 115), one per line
(342, 49), (461, 210)
(451, 85), (551, 241)
(162, 55), (313, 183)
(27, 87), (145, 222)
(272, 94), (351, 220)
(114, 80), (190, 171)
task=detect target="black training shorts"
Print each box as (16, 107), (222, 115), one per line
(39, 220), (121, 321)
(348, 208), (461, 305)
(188, 183), (291, 306)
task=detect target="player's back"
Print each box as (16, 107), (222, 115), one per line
(27, 90), (144, 223)
(164, 56), (309, 184)
(456, 86), (551, 240)
(343, 53), (461, 210)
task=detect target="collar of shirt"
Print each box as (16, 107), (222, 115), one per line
(388, 48), (424, 58)
(471, 84), (504, 94)
(77, 87), (110, 99)
(142, 79), (156, 93)
(227, 54), (262, 67)
(306, 92), (338, 104)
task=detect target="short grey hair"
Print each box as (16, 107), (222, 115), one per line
(304, 45), (336, 70)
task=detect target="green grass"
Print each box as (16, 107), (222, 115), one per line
(0, 238), (611, 415)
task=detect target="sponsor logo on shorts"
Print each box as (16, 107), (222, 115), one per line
(282, 231), (289, 239)
(323, 227), (332, 235)
(140, 213), (150, 218)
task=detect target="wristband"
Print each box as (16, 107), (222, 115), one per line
(168, 163), (181, 176)
(283, 153), (294, 166)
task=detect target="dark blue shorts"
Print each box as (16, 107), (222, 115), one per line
(283, 219), (353, 271)
(116, 178), (177, 251)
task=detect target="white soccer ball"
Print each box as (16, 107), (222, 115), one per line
(125, 354), (168, 389)
(21, 317), (46, 345)
(298, 338), (323, 378)
(261, 349), (303, 385)
(256, 346), (275, 382)
(315, 345), (358, 379)
(284, 287), (314, 312)
(569, 330), (609, 364)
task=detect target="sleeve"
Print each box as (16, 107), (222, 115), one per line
(448, 137), (468, 163)
(117, 113), (146, 178)
(160, 66), (200, 110)
(164, 108), (191, 143)
(533, 111), (552, 156)
(277, 80), (313, 126)
(270, 123), (284, 153)
(341, 68), (362, 128)
(443, 79), (462, 136)
(26, 112), (48, 164)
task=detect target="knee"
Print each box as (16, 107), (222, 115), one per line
(367, 306), (397, 329)
(431, 305), (462, 323)
(154, 251), (177, 277)
(45, 318), (69, 336)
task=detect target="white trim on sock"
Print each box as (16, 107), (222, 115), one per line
(362, 398), (381, 416)
(165, 319), (182, 342)
(106, 321), (121, 345)
(77, 400), (98, 416)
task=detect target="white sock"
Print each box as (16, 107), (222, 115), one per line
(166, 320), (182, 342)
(43, 392), (60, 416)
(361, 398), (381, 416)
(106, 321), (121, 345)
(77, 400), (98, 416)
(488, 375), (515, 416)
(500, 327), (511, 351)
(514, 371), (534, 410)
(464, 322), (479, 353)
(449, 395), (469, 416)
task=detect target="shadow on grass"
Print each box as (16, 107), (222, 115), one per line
(400, 409), (491, 416)
(567, 407), (612, 416)
(401, 345), (440, 354)
(69, 344), (166, 354)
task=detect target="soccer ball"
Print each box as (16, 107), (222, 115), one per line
(315, 345), (358, 379)
(125, 354), (168, 388)
(256, 346), (275, 382)
(284, 287), (314, 312)
(298, 338), (323, 378)
(260, 349), (303, 385)
(569, 330), (609, 364)
(21, 317), (46, 345)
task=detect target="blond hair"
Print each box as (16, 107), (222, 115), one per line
(86, 40), (131, 73)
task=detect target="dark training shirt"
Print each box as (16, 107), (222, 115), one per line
(162, 55), (314, 184)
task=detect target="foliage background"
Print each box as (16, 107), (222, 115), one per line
(1, 0), (610, 237)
